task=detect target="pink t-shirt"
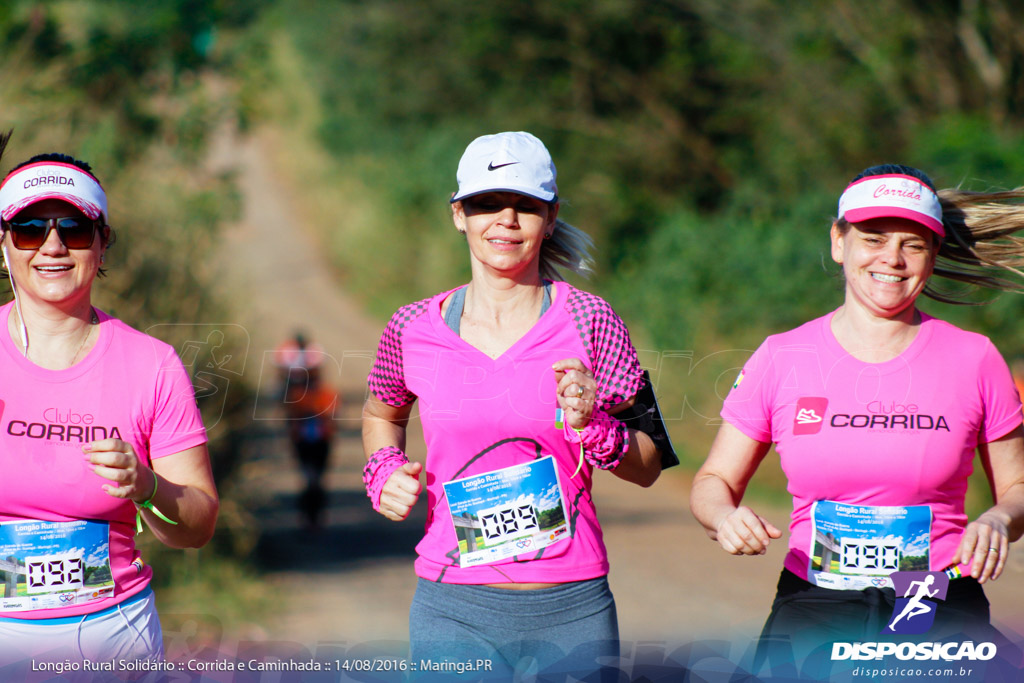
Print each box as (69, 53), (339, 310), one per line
(722, 310), (1022, 582)
(0, 303), (207, 619)
(368, 282), (642, 584)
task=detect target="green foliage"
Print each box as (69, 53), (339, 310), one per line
(255, 0), (741, 289)
(609, 199), (842, 351)
(537, 506), (567, 530)
(913, 115), (1024, 191)
(240, 0), (1024, 331)
(899, 555), (929, 572)
(84, 563), (111, 585)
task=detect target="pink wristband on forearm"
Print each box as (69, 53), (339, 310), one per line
(563, 409), (629, 470)
(363, 446), (410, 511)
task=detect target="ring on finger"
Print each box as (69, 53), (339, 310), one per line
(988, 547), (999, 553)
(575, 385), (585, 399)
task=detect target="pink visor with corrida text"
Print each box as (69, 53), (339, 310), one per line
(838, 174), (943, 238)
(0, 162), (108, 222)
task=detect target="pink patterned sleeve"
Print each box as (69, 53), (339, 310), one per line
(566, 288), (643, 409)
(367, 299), (430, 407)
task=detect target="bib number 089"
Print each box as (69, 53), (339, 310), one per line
(479, 502), (539, 544)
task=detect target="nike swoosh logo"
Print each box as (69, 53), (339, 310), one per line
(796, 409), (822, 424)
(488, 161), (519, 171)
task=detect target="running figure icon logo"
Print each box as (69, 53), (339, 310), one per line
(884, 571), (950, 635)
(793, 397), (828, 435)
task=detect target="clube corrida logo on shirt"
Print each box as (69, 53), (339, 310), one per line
(793, 397), (950, 435)
(4, 405), (122, 443)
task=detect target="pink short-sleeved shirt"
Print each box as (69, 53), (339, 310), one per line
(368, 282), (642, 584)
(0, 303), (207, 618)
(722, 310), (1022, 581)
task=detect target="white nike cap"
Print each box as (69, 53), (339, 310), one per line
(451, 131), (558, 204)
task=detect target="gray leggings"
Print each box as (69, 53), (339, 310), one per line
(409, 576), (619, 680)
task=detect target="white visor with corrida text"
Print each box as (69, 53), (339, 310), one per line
(0, 162), (108, 223)
(838, 174), (943, 237)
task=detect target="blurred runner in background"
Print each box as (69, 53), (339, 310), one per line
(274, 331), (337, 531)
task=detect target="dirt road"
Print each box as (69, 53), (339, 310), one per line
(199, 130), (1024, 678)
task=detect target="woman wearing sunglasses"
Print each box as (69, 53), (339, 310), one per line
(0, 147), (218, 666)
(363, 132), (668, 678)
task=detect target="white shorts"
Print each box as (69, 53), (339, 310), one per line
(0, 587), (162, 672)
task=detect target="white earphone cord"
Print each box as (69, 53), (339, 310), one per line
(1, 241), (29, 355)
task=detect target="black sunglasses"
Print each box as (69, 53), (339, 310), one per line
(1, 216), (103, 250)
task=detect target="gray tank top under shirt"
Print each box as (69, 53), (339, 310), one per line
(444, 282), (552, 335)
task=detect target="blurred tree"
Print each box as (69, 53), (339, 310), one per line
(239, 0), (1024, 352)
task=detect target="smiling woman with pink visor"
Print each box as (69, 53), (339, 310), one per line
(0, 137), (218, 667)
(690, 164), (1024, 671)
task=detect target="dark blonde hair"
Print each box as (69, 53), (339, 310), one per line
(540, 215), (594, 280)
(930, 188), (1024, 302)
(838, 164), (1024, 304)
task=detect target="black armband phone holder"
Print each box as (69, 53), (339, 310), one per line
(615, 370), (679, 469)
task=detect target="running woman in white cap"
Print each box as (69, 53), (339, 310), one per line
(0, 141), (218, 667)
(691, 164), (1024, 670)
(362, 131), (675, 678)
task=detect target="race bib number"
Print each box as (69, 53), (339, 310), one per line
(808, 501), (932, 590)
(0, 520), (115, 612)
(443, 455), (571, 568)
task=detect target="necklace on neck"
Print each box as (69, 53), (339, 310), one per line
(16, 307), (99, 365)
(68, 318), (96, 366)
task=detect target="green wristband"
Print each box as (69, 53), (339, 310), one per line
(570, 426), (585, 478)
(134, 474), (179, 533)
